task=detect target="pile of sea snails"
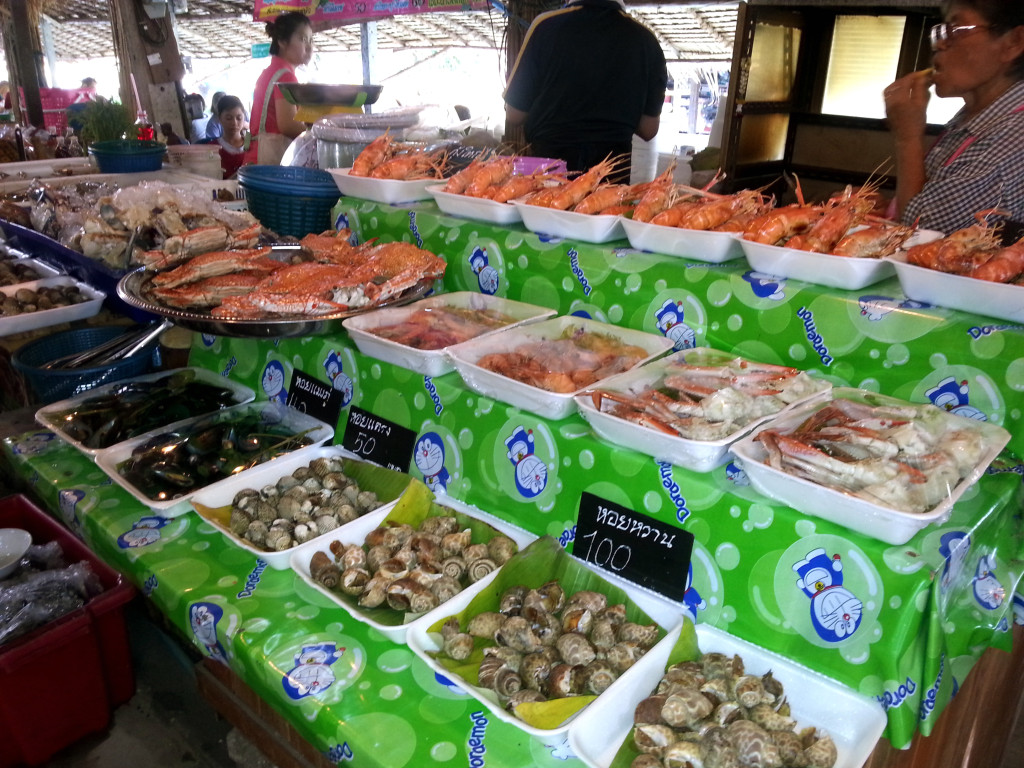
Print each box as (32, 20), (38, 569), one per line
(228, 455), (383, 552)
(438, 581), (660, 717)
(0, 284), (91, 315)
(309, 515), (519, 617)
(629, 652), (837, 768)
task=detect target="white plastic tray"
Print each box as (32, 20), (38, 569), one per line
(190, 445), (402, 570)
(512, 202), (626, 244)
(739, 238), (895, 290)
(887, 251), (1024, 324)
(0, 257), (62, 285)
(730, 388), (1011, 545)
(425, 185), (523, 225)
(94, 401), (334, 518)
(290, 497), (536, 642)
(447, 315), (674, 421)
(341, 292), (557, 376)
(35, 367), (256, 457)
(407, 557), (684, 739)
(574, 349), (832, 473)
(0, 276), (105, 337)
(328, 167), (437, 204)
(568, 622), (887, 768)
(621, 217), (744, 262)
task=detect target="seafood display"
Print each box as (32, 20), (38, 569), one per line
(228, 455), (384, 553)
(368, 305), (518, 350)
(749, 394), (1004, 514)
(0, 282), (91, 316)
(38, 369), (249, 451)
(109, 408), (324, 504)
(348, 134), (447, 180)
(583, 352), (830, 442)
(431, 578), (661, 721)
(0, 258), (49, 286)
(309, 514), (519, 618)
(904, 220), (1024, 283)
(475, 328), (652, 394)
(2, 180), (260, 270)
(626, 651), (837, 768)
(131, 230), (446, 320)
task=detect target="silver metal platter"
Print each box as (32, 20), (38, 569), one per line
(116, 267), (435, 339)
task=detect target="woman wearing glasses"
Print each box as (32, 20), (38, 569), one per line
(884, 0), (1024, 235)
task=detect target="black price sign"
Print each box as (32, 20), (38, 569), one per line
(571, 492), (693, 603)
(341, 405), (416, 472)
(286, 369), (345, 429)
(445, 145), (490, 173)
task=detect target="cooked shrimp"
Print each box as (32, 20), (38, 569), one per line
(370, 149), (446, 180)
(350, 133), (394, 177)
(650, 200), (702, 227)
(465, 157), (515, 197)
(788, 186), (877, 252)
(677, 190), (766, 232)
(575, 184), (639, 215)
(969, 237), (1024, 282)
(905, 224), (1002, 272)
(536, 155), (624, 210)
(443, 157), (486, 194)
(831, 225), (913, 258)
(743, 204), (825, 245)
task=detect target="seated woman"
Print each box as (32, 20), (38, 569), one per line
(214, 96), (248, 179)
(885, 0), (1024, 235)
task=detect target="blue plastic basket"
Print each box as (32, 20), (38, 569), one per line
(12, 325), (153, 404)
(238, 165), (340, 238)
(87, 140), (166, 173)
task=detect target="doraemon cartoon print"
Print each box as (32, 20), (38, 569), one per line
(793, 548), (863, 642)
(282, 643), (344, 700)
(262, 360), (288, 403)
(190, 602), (228, 662)
(118, 515), (170, 549)
(858, 295), (928, 321)
(925, 376), (987, 421)
(742, 271), (786, 301)
(682, 562), (707, 622)
(505, 426), (547, 498)
(414, 431), (450, 493)
(322, 350), (354, 406)
(938, 531), (971, 594)
(10, 431), (55, 456)
(654, 299), (696, 350)
(725, 461), (749, 487)
(468, 246), (499, 295)
(58, 488), (87, 530)
(972, 554), (1005, 610)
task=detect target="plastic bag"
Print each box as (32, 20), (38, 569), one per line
(0, 561), (103, 646)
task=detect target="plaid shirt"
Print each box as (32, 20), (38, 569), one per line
(903, 79), (1024, 234)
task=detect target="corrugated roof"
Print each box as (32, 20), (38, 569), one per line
(28, 1), (737, 62)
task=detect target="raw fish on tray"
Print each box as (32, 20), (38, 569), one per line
(368, 305), (518, 350)
(477, 329), (650, 394)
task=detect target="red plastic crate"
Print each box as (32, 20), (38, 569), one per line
(0, 494), (136, 767)
(16, 87), (92, 133)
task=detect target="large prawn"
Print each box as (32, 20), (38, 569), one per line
(786, 184), (878, 253)
(969, 236), (1024, 282)
(350, 133), (395, 177)
(532, 155), (625, 211)
(465, 156), (516, 197)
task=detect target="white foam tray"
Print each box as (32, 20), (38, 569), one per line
(290, 496), (536, 643)
(94, 401), (334, 518)
(568, 622), (887, 768)
(887, 250), (1024, 324)
(739, 238), (896, 291)
(0, 257), (62, 284)
(0, 276), (105, 337)
(730, 387), (1011, 545)
(36, 367), (255, 457)
(188, 445), (404, 570)
(621, 217), (744, 262)
(341, 292), (556, 377)
(425, 185), (523, 225)
(447, 315), (674, 421)
(328, 167), (437, 204)
(574, 348), (832, 473)
(407, 559), (684, 739)
(513, 202), (626, 244)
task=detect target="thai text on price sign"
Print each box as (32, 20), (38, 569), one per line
(341, 406), (416, 472)
(571, 492), (693, 602)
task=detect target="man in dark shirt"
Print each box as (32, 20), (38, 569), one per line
(503, 0), (668, 181)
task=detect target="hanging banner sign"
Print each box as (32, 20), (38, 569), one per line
(253, 0), (492, 24)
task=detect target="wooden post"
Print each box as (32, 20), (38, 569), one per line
(107, 0), (189, 139)
(1, 0), (46, 128)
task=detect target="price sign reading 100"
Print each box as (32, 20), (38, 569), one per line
(572, 492), (693, 603)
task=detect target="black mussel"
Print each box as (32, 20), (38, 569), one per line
(185, 425), (224, 456)
(147, 462), (197, 489)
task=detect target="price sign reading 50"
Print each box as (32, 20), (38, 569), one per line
(350, 430), (376, 458)
(571, 492), (693, 603)
(341, 406), (416, 473)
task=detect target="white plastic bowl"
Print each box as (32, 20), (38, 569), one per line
(0, 277), (105, 337)
(0, 528), (32, 579)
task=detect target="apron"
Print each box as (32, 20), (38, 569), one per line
(255, 68), (293, 166)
